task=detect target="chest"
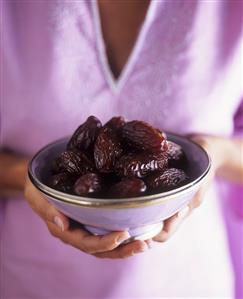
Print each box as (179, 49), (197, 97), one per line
(97, 0), (150, 78)
(2, 0), (239, 154)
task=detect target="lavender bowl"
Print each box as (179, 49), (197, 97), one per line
(28, 133), (210, 241)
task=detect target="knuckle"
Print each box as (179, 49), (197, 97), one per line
(155, 237), (167, 243)
(153, 233), (168, 243)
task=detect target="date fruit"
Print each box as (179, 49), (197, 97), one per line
(167, 141), (186, 168)
(67, 116), (102, 151)
(48, 173), (75, 193)
(122, 120), (167, 152)
(146, 168), (188, 191)
(74, 173), (102, 196)
(94, 127), (123, 173)
(104, 116), (125, 132)
(109, 178), (146, 198)
(53, 150), (94, 175)
(48, 115), (189, 198)
(115, 152), (168, 178)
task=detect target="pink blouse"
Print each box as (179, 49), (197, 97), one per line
(1, 0), (242, 298)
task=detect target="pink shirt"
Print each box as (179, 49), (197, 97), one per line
(1, 0), (242, 298)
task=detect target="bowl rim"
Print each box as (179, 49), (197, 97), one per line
(28, 133), (211, 209)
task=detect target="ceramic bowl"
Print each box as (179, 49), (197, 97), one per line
(28, 133), (210, 241)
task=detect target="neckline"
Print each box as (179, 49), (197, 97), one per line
(91, 0), (159, 93)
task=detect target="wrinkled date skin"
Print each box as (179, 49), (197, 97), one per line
(67, 116), (102, 152)
(115, 152), (168, 178)
(48, 172), (75, 193)
(109, 178), (146, 198)
(122, 121), (168, 152)
(146, 168), (188, 191)
(167, 141), (187, 168)
(53, 150), (94, 176)
(104, 116), (125, 132)
(74, 173), (102, 196)
(94, 127), (123, 173)
(48, 116), (189, 198)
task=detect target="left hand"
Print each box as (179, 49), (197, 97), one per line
(151, 135), (223, 243)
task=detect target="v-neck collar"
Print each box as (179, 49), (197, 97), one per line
(91, 0), (160, 93)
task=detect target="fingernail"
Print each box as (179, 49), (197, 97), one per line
(178, 206), (190, 219)
(116, 232), (131, 244)
(54, 216), (64, 232)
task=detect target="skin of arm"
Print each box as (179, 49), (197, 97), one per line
(0, 153), (28, 196)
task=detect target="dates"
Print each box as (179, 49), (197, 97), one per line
(167, 141), (186, 168)
(94, 127), (123, 173)
(146, 168), (188, 191)
(104, 116), (125, 132)
(74, 173), (102, 196)
(48, 115), (189, 198)
(67, 116), (102, 152)
(122, 121), (167, 152)
(109, 178), (146, 198)
(53, 150), (94, 176)
(115, 152), (168, 178)
(49, 172), (75, 193)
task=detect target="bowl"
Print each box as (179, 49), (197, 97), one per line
(28, 133), (211, 242)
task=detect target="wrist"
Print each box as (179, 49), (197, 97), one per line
(190, 135), (226, 172)
(190, 135), (243, 183)
(0, 153), (29, 194)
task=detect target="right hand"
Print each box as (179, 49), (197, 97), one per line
(24, 177), (149, 258)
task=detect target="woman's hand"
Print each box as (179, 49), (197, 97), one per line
(152, 134), (242, 243)
(24, 178), (149, 259)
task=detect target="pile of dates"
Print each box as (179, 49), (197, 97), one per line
(48, 116), (189, 198)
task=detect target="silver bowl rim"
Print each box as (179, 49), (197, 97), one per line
(28, 133), (211, 209)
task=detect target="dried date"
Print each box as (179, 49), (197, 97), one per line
(94, 127), (123, 172)
(146, 168), (188, 191)
(115, 152), (168, 178)
(167, 141), (187, 168)
(48, 115), (190, 198)
(74, 173), (102, 196)
(53, 150), (94, 176)
(104, 116), (125, 132)
(121, 120), (167, 152)
(48, 172), (75, 193)
(109, 178), (146, 198)
(67, 116), (102, 152)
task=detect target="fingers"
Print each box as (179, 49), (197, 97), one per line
(46, 221), (131, 254)
(153, 205), (190, 242)
(94, 240), (149, 259)
(25, 178), (151, 258)
(154, 173), (213, 243)
(154, 182), (209, 243)
(25, 178), (148, 258)
(24, 177), (69, 231)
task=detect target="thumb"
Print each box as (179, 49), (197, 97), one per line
(45, 202), (70, 232)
